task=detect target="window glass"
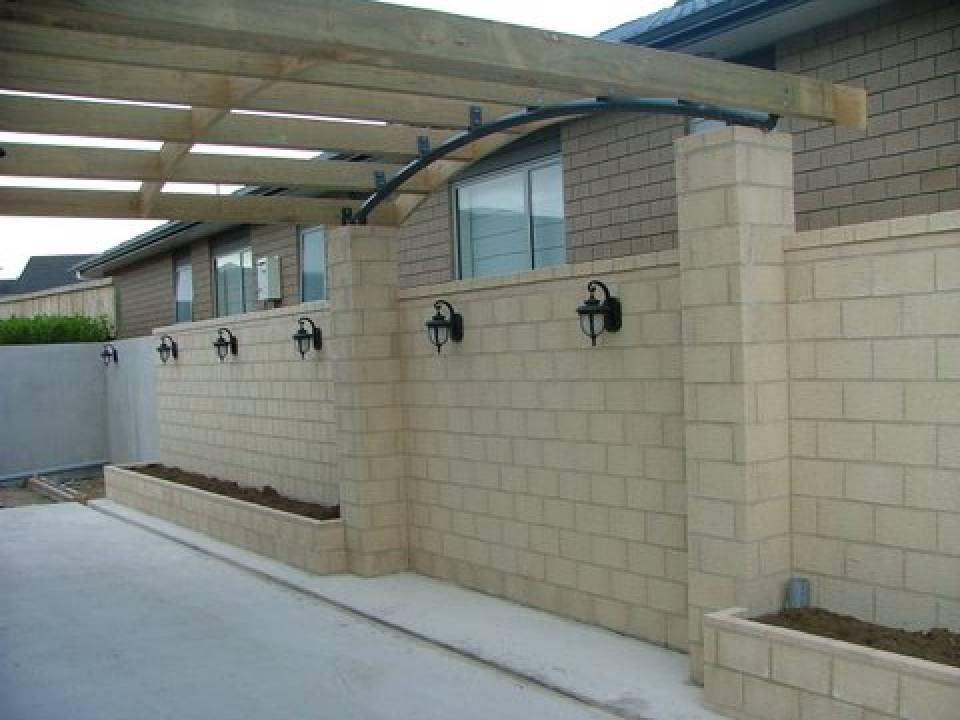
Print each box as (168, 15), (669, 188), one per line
(214, 242), (255, 316)
(455, 158), (564, 280)
(174, 253), (192, 323)
(300, 226), (327, 302)
(530, 162), (565, 269)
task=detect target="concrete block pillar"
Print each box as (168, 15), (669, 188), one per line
(676, 127), (795, 682)
(327, 225), (407, 576)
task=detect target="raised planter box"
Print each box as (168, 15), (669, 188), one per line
(703, 607), (959, 720)
(105, 465), (346, 575)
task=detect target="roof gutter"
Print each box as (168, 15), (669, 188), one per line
(621, 0), (811, 50)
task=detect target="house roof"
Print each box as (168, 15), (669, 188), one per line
(600, 0), (886, 59)
(0, 255), (94, 295)
(600, 0), (733, 44)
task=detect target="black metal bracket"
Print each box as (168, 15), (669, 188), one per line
(349, 96), (778, 225)
(416, 135), (431, 157)
(469, 105), (483, 130)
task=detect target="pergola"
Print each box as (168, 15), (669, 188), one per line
(0, 0), (866, 228)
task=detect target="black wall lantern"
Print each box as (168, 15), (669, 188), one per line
(425, 299), (463, 354)
(577, 280), (622, 346)
(213, 327), (238, 362)
(156, 334), (178, 364)
(292, 317), (322, 359)
(100, 342), (118, 366)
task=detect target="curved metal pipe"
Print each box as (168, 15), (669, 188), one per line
(350, 97), (778, 225)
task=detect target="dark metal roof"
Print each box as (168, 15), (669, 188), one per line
(599, 0), (816, 50)
(0, 255), (95, 295)
(600, 0), (731, 43)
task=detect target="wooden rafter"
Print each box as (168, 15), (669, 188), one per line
(0, 20), (575, 109)
(0, 95), (492, 161)
(0, 188), (398, 225)
(0, 53), (521, 131)
(0, 142), (435, 193)
(0, 0), (866, 128)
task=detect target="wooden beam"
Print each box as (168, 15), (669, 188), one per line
(0, 95), (486, 160)
(0, 142), (433, 193)
(0, 20), (574, 108)
(0, 188), (398, 225)
(0, 0), (866, 128)
(0, 52), (521, 130)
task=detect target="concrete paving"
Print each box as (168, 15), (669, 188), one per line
(92, 499), (720, 720)
(1, 504), (617, 720)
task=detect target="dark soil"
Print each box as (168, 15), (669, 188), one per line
(137, 464), (339, 521)
(755, 607), (960, 668)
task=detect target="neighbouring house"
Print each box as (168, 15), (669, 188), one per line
(0, 253), (116, 326)
(74, 0), (959, 695)
(0, 254), (94, 296)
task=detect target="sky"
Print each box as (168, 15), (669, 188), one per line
(0, 0), (672, 279)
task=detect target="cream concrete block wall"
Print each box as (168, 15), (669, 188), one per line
(704, 608), (960, 720)
(786, 210), (960, 631)
(154, 302), (338, 505)
(677, 127), (795, 682)
(327, 225), (408, 576)
(397, 251), (687, 650)
(105, 465), (346, 575)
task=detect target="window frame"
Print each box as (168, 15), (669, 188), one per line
(173, 250), (193, 324)
(452, 154), (564, 281)
(212, 236), (255, 318)
(298, 225), (328, 303)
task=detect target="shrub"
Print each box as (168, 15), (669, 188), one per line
(0, 314), (114, 344)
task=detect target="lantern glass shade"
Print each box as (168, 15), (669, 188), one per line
(293, 326), (312, 358)
(577, 299), (603, 346)
(426, 314), (450, 351)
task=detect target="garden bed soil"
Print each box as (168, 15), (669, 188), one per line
(755, 607), (960, 668)
(137, 464), (339, 521)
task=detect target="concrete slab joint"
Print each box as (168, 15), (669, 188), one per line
(676, 126), (795, 683)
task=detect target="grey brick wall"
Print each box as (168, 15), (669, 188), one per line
(398, 190), (453, 287)
(778, 0), (960, 230)
(563, 112), (683, 264)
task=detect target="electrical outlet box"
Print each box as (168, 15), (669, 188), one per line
(256, 255), (282, 302)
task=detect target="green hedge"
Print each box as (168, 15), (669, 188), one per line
(0, 314), (113, 345)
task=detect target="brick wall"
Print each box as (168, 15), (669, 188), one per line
(778, 0), (960, 231)
(398, 252), (687, 649)
(786, 211), (960, 630)
(154, 302), (338, 505)
(398, 190), (453, 288)
(564, 113), (683, 264)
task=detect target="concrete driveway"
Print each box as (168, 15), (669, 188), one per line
(0, 504), (614, 720)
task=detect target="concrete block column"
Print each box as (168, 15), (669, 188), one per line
(676, 127), (795, 682)
(327, 225), (407, 576)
